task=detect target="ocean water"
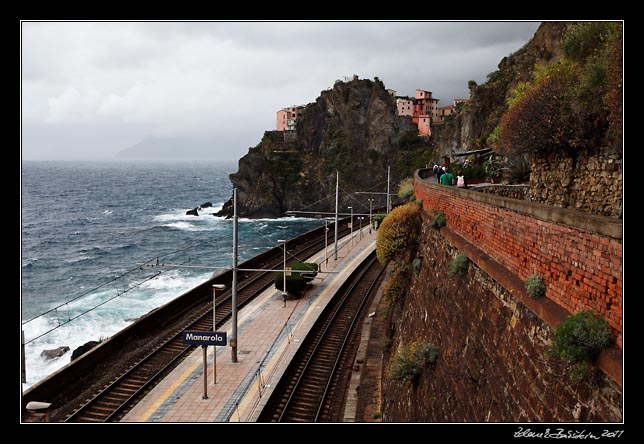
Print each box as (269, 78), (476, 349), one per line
(20, 161), (326, 388)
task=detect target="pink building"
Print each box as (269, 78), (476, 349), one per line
(276, 105), (305, 131)
(396, 97), (414, 116)
(417, 115), (431, 136)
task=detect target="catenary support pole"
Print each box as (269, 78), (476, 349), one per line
(334, 170), (339, 260)
(231, 188), (238, 363)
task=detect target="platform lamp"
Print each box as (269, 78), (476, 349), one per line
(212, 284), (225, 383)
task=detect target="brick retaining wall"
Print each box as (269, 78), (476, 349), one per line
(414, 169), (622, 347)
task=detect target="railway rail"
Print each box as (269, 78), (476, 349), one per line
(23, 219), (354, 422)
(257, 252), (385, 422)
(63, 224), (352, 422)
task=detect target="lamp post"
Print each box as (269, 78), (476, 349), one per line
(324, 220), (329, 268)
(278, 239), (287, 307)
(358, 216), (363, 240)
(368, 198), (374, 230)
(212, 284), (225, 384)
(348, 206), (353, 247)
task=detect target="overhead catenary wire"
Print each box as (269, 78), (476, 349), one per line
(22, 241), (205, 326)
(23, 271), (162, 346)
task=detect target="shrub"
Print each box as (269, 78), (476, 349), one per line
(380, 336), (392, 352)
(274, 262), (318, 297)
(525, 274), (546, 298)
(384, 267), (408, 305)
(431, 212), (446, 229)
(568, 361), (595, 384)
(449, 253), (469, 277)
(398, 177), (415, 202)
(550, 310), (612, 364)
(376, 203), (421, 265)
(389, 341), (439, 383)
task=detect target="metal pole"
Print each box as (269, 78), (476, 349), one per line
(348, 206), (353, 247)
(334, 170), (339, 260)
(202, 346), (208, 399)
(368, 199), (373, 231)
(387, 165), (391, 214)
(278, 240), (287, 307)
(324, 220), (328, 267)
(21, 330), (26, 396)
(231, 188), (238, 363)
(212, 284), (224, 383)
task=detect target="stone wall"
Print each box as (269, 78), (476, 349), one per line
(528, 148), (622, 217)
(380, 221), (622, 422)
(414, 170), (622, 347)
(470, 184), (529, 200)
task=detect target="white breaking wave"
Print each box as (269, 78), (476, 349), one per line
(21, 269), (210, 389)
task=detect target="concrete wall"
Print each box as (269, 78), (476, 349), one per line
(414, 169), (622, 347)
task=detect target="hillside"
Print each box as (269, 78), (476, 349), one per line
(217, 77), (429, 218)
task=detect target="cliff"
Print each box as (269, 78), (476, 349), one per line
(432, 22), (569, 155)
(217, 77), (425, 218)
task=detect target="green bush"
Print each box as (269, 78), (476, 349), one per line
(373, 213), (386, 228)
(550, 310), (612, 364)
(274, 262), (318, 297)
(431, 212), (446, 229)
(525, 274), (546, 298)
(568, 361), (595, 384)
(389, 341), (439, 383)
(449, 253), (469, 277)
(376, 203), (421, 265)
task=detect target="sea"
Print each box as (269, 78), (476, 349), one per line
(20, 160), (327, 389)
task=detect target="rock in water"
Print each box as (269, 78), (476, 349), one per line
(186, 207), (199, 216)
(71, 341), (101, 361)
(40, 346), (70, 360)
(200, 201), (212, 209)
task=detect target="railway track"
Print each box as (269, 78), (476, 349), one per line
(257, 252), (385, 422)
(63, 224), (351, 422)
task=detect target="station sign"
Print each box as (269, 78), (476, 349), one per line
(182, 330), (227, 346)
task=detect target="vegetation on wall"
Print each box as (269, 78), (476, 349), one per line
(376, 203), (422, 265)
(549, 310), (613, 382)
(525, 274), (546, 298)
(388, 341), (439, 384)
(384, 266), (410, 305)
(449, 253), (470, 277)
(431, 211), (446, 229)
(398, 177), (415, 202)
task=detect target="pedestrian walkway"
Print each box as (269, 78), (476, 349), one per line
(121, 226), (377, 422)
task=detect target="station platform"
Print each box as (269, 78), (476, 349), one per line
(121, 226), (377, 422)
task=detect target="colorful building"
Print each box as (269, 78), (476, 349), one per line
(276, 105), (305, 131)
(396, 97), (414, 116)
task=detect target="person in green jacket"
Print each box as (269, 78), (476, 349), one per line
(440, 167), (454, 186)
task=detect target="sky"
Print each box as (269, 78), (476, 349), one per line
(21, 21), (542, 161)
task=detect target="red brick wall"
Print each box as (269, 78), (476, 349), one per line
(414, 170), (623, 347)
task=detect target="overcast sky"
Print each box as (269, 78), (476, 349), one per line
(21, 21), (541, 161)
